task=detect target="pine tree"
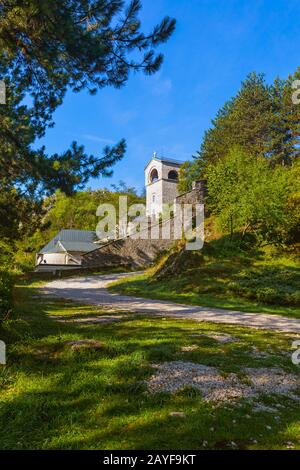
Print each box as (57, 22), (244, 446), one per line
(0, 1), (176, 196)
(0, 0), (175, 131)
(189, 71), (300, 183)
(270, 71), (300, 166)
(199, 73), (274, 170)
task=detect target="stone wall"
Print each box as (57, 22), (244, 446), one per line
(175, 180), (207, 208)
(82, 182), (207, 270)
(82, 236), (173, 269)
(83, 217), (177, 269)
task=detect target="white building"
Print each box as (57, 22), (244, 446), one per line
(36, 229), (98, 269)
(145, 153), (183, 218)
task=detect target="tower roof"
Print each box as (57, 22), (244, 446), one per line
(145, 154), (184, 170)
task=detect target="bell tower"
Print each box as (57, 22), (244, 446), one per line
(145, 153), (182, 218)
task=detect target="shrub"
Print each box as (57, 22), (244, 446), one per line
(206, 148), (300, 246)
(228, 267), (300, 306)
(0, 270), (14, 323)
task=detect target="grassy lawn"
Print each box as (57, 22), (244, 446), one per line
(0, 281), (300, 450)
(109, 258), (300, 319)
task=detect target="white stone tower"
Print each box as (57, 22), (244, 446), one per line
(145, 153), (182, 218)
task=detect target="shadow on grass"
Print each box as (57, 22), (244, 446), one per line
(0, 284), (299, 450)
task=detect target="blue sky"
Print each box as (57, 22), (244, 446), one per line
(38, 0), (300, 193)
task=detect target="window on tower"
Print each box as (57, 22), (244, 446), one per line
(150, 168), (159, 183)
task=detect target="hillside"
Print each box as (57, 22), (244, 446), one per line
(110, 218), (300, 318)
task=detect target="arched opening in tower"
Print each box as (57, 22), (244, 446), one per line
(150, 168), (159, 183)
(168, 170), (178, 181)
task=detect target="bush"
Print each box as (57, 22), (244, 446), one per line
(205, 148), (300, 246)
(0, 270), (14, 323)
(228, 267), (300, 306)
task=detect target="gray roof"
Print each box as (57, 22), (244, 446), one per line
(145, 155), (184, 170)
(39, 230), (97, 254)
(59, 241), (97, 253)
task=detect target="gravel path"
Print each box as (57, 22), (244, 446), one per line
(40, 273), (300, 333)
(147, 361), (300, 402)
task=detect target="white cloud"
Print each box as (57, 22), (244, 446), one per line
(82, 134), (115, 144)
(152, 78), (172, 96)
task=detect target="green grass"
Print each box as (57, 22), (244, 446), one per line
(0, 281), (300, 449)
(109, 258), (300, 319)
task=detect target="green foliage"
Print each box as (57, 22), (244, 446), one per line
(181, 70), (300, 193)
(0, 1), (175, 196)
(0, 1), (175, 125)
(278, 163), (300, 245)
(189, 71), (300, 181)
(177, 162), (195, 194)
(110, 180), (139, 195)
(0, 186), (42, 240)
(228, 267), (300, 306)
(111, 249), (300, 315)
(0, 186), (44, 272)
(1, 284), (300, 449)
(0, 239), (16, 322)
(17, 188), (145, 270)
(0, 2), (175, 274)
(152, 243), (204, 280)
(203, 73), (273, 164)
(0, 82), (127, 196)
(205, 148), (300, 245)
(0, 239), (14, 266)
(0, 269), (14, 323)
(179, 70), (300, 249)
